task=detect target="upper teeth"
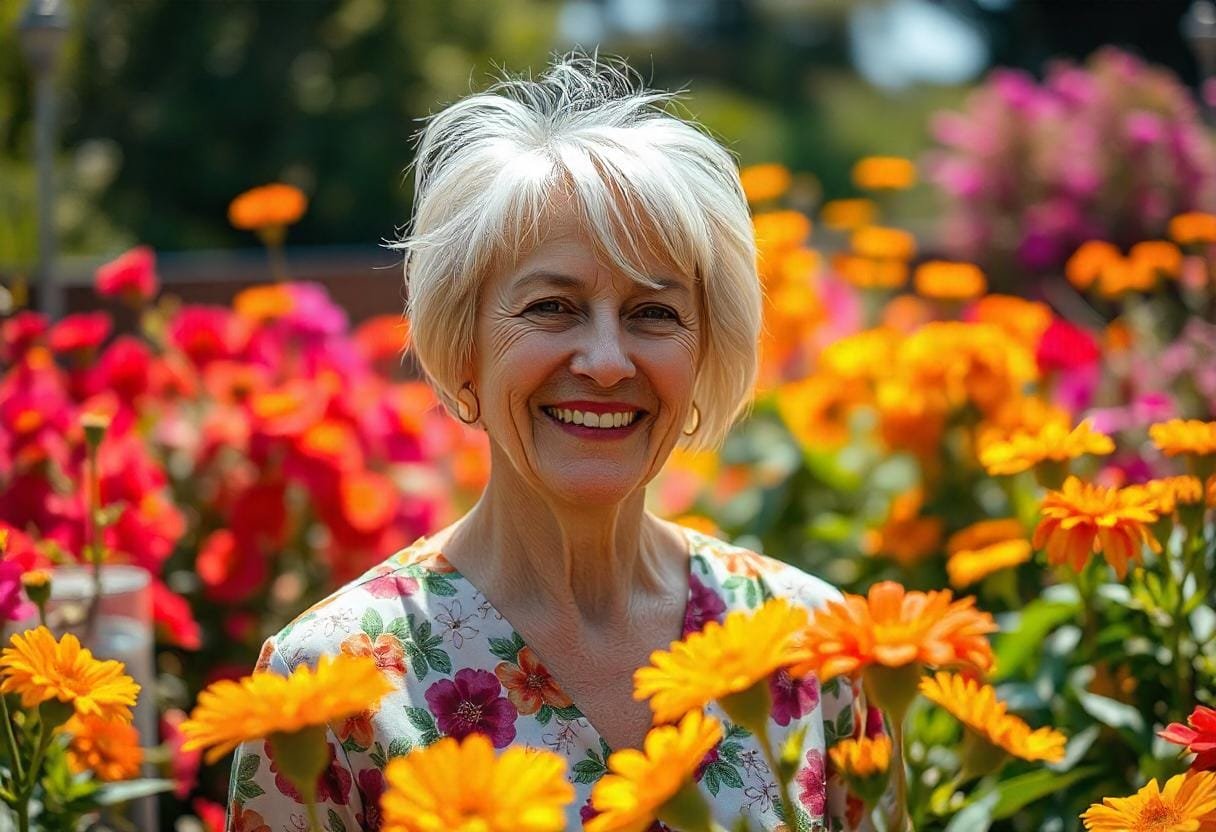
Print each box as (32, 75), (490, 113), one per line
(543, 408), (639, 428)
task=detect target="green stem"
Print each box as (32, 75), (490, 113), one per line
(13, 718), (53, 832)
(305, 800), (322, 832)
(16, 796), (27, 832)
(0, 695), (24, 785)
(889, 719), (912, 832)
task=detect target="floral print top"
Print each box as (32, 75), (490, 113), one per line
(226, 526), (874, 832)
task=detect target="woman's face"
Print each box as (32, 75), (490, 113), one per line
(471, 211), (701, 507)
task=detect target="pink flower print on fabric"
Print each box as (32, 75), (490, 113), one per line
(796, 748), (827, 816)
(769, 669), (820, 727)
(682, 573), (726, 636)
(424, 668), (518, 747)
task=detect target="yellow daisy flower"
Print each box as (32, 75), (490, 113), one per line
(1081, 770), (1216, 831)
(633, 598), (811, 725)
(829, 735), (892, 778)
(64, 715), (143, 782)
(919, 672), (1066, 766)
(586, 711), (723, 832)
(381, 733), (573, 832)
(1150, 419), (1216, 456)
(0, 627), (140, 724)
(979, 420), (1114, 477)
(180, 653), (393, 764)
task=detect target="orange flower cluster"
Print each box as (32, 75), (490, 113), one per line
(739, 163), (792, 204)
(1065, 239), (1183, 298)
(852, 156), (917, 191)
(820, 198), (877, 232)
(946, 519), (1032, 588)
(919, 672), (1067, 764)
(1150, 419), (1216, 457)
(979, 420), (1114, 477)
(913, 261), (987, 301)
(228, 183), (308, 232)
(1169, 211), (1216, 245)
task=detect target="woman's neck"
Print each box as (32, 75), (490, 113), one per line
(438, 468), (688, 629)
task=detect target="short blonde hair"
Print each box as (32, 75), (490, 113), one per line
(393, 54), (761, 451)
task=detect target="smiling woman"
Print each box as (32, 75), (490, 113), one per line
(223, 54), (877, 832)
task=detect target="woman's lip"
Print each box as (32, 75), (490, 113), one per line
(544, 401), (645, 414)
(540, 408), (645, 439)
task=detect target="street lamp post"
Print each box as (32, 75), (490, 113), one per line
(17, 0), (71, 320)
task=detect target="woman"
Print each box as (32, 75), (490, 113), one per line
(227, 56), (871, 831)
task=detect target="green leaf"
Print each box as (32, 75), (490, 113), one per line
(834, 707), (853, 742)
(417, 620), (433, 641)
(236, 780), (267, 803)
(744, 581), (760, 608)
(388, 737), (413, 758)
(237, 753), (261, 782)
(988, 766), (1099, 819)
(386, 617), (409, 641)
(408, 651), (428, 679)
(572, 758), (606, 784)
(535, 705), (553, 725)
(488, 637), (522, 663)
(423, 576), (458, 596)
(95, 779), (176, 805)
(553, 704), (584, 721)
(406, 707), (436, 732)
(821, 677), (841, 697)
(1076, 690), (1147, 749)
(328, 809), (348, 832)
(427, 649), (453, 675)
(420, 729), (441, 746)
(361, 609), (385, 639)
(944, 790), (997, 832)
(703, 766), (721, 796)
(718, 741), (743, 765)
(712, 762), (743, 789)
(992, 599), (1079, 681)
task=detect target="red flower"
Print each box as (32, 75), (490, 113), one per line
(493, 646), (573, 715)
(1036, 318), (1100, 373)
(163, 708), (202, 797)
(1, 311), (48, 363)
(151, 579), (201, 650)
(196, 529), (268, 603)
(192, 799), (227, 832)
(166, 306), (249, 366)
(49, 312), (112, 356)
(1160, 705), (1216, 771)
(95, 246), (158, 304)
(98, 337), (153, 403)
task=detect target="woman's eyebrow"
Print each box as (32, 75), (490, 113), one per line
(511, 269), (693, 300)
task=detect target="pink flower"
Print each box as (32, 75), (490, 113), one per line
(0, 560), (33, 623)
(769, 669), (819, 727)
(424, 668), (517, 748)
(49, 312), (112, 357)
(796, 748), (827, 815)
(162, 708), (202, 797)
(682, 573), (726, 636)
(95, 246), (158, 304)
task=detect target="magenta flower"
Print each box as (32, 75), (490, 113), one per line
(424, 668), (517, 747)
(0, 560), (33, 623)
(769, 669), (819, 727)
(95, 246), (159, 304)
(355, 768), (386, 831)
(682, 573), (726, 636)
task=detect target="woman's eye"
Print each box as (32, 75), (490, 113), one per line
(526, 300), (566, 315)
(637, 305), (678, 321)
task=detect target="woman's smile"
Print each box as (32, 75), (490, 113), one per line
(539, 401), (650, 441)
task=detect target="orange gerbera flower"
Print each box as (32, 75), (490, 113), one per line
(228, 183), (308, 231)
(1081, 770), (1216, 831)
(64, 714), (143, 781)
(979, 420), (1114, 477)
(1033, 476), (1162, 580)
(1169, 212), (1216, 245)
(852, 156), (917, 191)
(739, 163), (792, 204)
(820, 198), (877, 231)
(0, 627), (140, 723)
(495, 647), (573, 716)
(851, 226), (917, 261)
(914, 261), (986, 301)
(919, 672), (1066, 767)
(1150, 420), (1216, 457)
(946, 519), (1033, 588)
(1139, 476), (1205, 516)
(790, 582), (997, 684)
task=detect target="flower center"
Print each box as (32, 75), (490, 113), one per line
(1138, 798), (1181, 830)
(455, 700), (484, 726)
(525, 673), (548, 691)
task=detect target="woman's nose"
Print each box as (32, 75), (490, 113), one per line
(570, 317), (636, 388)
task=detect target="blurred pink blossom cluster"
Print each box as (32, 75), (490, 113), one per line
(928, 47), (1216, 273)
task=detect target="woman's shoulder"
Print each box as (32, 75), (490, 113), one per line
(679, 524), (843, 613)
(256, 535), (469, 673)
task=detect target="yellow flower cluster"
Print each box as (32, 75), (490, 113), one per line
(0, 628), (140, 724)
(979, 420), (1114, 477)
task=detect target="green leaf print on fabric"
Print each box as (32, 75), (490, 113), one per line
(234, 753), (266, 805)
(361, 609), (384, 639)
(405, 707), (441, 746)
(327, 808), (347, 832)
(571, 745), (609, 784)
(487, 632), (527, 663)
(402, 613), (452, 679)
(387, 737), (413, 758)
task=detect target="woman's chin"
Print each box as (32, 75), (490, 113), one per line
(536, 469), (644, 508)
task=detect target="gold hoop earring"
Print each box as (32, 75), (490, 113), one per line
(455, 384), (480, 425)
(682, 403), (701, 436)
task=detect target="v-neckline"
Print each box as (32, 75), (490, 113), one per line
(406, 522), (701, 752)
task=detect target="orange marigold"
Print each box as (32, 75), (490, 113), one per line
(739, 163), (792, 204)
(0, 627), (140, 723)
(1169, 211), (1216, 245)
(1137, 476), (1205, 516)
(851, 226), (917, 261)
(789, 581), (997, 683)
(1129, 240), (1182, 280)
(852, 156), (917, 191)
(833, 253), (909, 290)
(979, 420), (1114, 476)
(774, 374), (868, 450)
(1150, 419), (1216, 456)
(820, 198), (877, 231)
(65, 714), (143, 781)
(914, 261), (987, 301)
(945, 519), (1032, 589)
(967, 294), (1053, 350)
(228, 183), (307, 231)
(1033, 476), (1162, 580)
(1066, 240), (1121, 291)
(1081, 770), (1216, 831)
(753, 210), (812, 252)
